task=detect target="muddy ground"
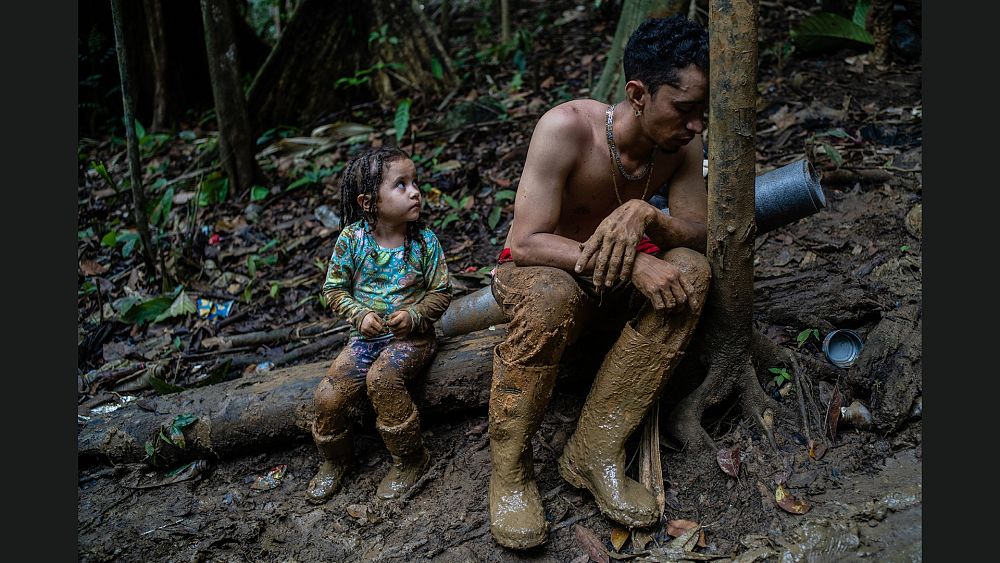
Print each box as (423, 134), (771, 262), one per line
(78, 1), (922, 561)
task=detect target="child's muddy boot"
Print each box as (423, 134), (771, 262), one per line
(375, 408), (430, 500)
(306, 425), (353, 504)
(488, 347), (558, 549)
(558, 322), (677, 528)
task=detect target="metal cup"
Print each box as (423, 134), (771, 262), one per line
(822, 329), (864, 368)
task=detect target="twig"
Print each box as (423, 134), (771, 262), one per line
(140, 519), (185, 536)
(199, 321), (346, 350)
(550, 509), (600, 531)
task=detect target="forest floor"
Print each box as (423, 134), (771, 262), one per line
(77, 1), (922, 561)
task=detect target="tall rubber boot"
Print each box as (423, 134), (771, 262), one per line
(306, 424), (353, 504)
(557, 322), (677, 528)
(488, 347), (558, 549)
(375, 408), (431, 500)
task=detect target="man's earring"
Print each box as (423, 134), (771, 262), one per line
(634, 109), (642, 117)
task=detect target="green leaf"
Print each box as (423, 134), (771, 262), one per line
(791, 13), (874, 53)
(178, 130), (197, 141)
(153, 290), (196, 323)
(270, 283), (280, 298)
(821, 143), (843, 168)
(488, 205), (502, 229)
(768, 367), (785, 375)
(815, 128), (851, 139)
(149, 186), (174, 227)
(430, 57), (444, 80)
(247, 255), (257, 279)
(101, 231), (118, 248)
(119, 232), (140, 258)
(169, 425), (187, 448)
(494, 189), (516, 203)
(149, 374), (185, 395)
(120, 294), (174, 325)
(90, 160), (117, 191)
(198, 175), (229, 206)
(250, 185), (269, 201)
(441, 212), (460, 229)
(144, 440), (156, 458)
(286, 176), (313, 191)
(796, 329), (813, 348)
(441, 194), (460, 209)
(852, 0), (872, 29)
(394, 98), (412, 143)
(133, 119), (146, 141)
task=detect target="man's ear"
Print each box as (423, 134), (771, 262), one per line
(625, 80), (646, 114)
(357, 193), (372, 211)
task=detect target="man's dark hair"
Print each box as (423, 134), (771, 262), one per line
(623, 15), (709, 96)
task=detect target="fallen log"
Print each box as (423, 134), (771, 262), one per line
(78, 327), (506, 468)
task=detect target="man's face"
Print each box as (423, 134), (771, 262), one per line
(642, 65), (708, 153)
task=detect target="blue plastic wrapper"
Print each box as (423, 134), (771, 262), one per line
(196, 298), (234, 320)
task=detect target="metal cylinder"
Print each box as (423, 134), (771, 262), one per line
(753, 158), (826, 235)
(437, 285), (507, 337)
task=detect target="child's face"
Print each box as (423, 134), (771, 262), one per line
(372, 158), (421, 224)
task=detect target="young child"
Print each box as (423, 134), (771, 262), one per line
(307, 146), (452, 503)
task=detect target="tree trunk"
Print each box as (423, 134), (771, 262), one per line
(500, 0), (511, 43)
(592, 0), (687, 104)
(79, 329), (505, 467)
(110, 0), (163, 285)
(871, 0), (893, 65)
(201, 0), (261, 193)
(143, 0), (170, 131)
(247, 0), (455, 131)
(665, 0), (772, 453)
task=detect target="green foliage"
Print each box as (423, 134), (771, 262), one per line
(147, 184), (175, 227)
(394, 98), (412, 143)
(198, 173), (229, 207)
(791, 2), (874, 54)
(117, 286), (196, 326)
(90, 160), (118, 192)
(796, 328), (821, 349)
(101, 229), (140, 258)
(250, 185), (270, 202)
(256, 125), (298, 147)
(335, 62), (406, 89)
(144, 414), (199, 463)
(769, 367), (793, 387)
(287, 164), (336, 191)
(430, 58), (444, 81)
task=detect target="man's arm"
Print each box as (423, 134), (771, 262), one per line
(645, 136), (708, 253)
(507, 105), (594, 272)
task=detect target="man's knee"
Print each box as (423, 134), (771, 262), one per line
(664, 247), (711, 297)
(513, 269), (585, 330)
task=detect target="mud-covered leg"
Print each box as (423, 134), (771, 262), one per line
(489, 265), (589, 549)
(308, 345), (366, 504)
(558, 247), (710, 527)
(367, 334), (436, 500)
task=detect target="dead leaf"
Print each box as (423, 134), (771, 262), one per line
(825, 385), (843, 441)
(581, 54), (594, 66)
(774, 484), (811, 515)
(80, 259), (108, 276)
(807, 438), (827, 460)
(666, 519), (707, 547)
(573, 524), (610, 563)
(540, 75), (556, 89)
(717, 445), (741, 477)
(610, 526), (629, 552)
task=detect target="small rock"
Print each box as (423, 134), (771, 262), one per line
(904, 203), (922, 239)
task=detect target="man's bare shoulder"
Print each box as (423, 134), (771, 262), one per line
(534, 99), (605, 140)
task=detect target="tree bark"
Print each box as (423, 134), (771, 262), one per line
(110, 0), (163, 284)
(247, 0), (455, 131)
(592, 0), (687, 104)
(143, 0), (170, 131)
(79, 329), (506, 467)
(201, 0), (261, 192)
(871, 0), (893, 65)
(665, 0), (772, 453)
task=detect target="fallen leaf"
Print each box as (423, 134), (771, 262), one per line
(666, 519), (706, 547)
(807, 438), (827, 460)
(717, 445), (741, 477)
(610, 526), (629, 552)
(774, 484), (811, 515)
(581, 54), (594, 66)
(80, 259), (108, 276)
(573, 524), (610, 563)
(540, 75), (556, 89)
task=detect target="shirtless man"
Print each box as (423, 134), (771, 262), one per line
(487, 16), (712, 549)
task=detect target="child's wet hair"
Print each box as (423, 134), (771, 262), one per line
(339, 146), (426, 255)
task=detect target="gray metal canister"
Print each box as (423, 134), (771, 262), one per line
(752, 158), (826, 235)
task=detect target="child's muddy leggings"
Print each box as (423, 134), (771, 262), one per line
(313, 332), (437, 437)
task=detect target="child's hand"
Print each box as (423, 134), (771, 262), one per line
(385, 310), (413, 338)
(360, 312), (385, 338)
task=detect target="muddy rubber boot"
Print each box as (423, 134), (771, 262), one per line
(488, 347), (558, 549)
(375, 409), (431, 500)
(558, 322), (676, 528)
(306, 425), (353, 504)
